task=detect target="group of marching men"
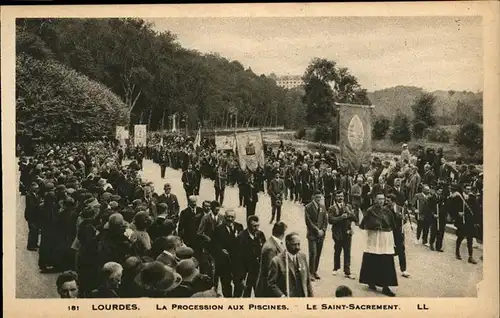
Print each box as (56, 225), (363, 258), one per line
(19, 137), (482, 298)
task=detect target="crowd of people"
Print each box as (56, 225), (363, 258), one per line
(18, 133), (483, 298)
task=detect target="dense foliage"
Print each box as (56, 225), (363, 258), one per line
(16, 54), (128, 141)
(456, 122), (483, 154)
(372, 116), (391, 140)
(390, 113), (412, 143)
(427, 127), (451, 143)
(16, 18), (307, 133)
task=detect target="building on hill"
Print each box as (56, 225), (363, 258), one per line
(276, 75), (303, 89)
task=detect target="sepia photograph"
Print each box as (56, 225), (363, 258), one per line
(2, 3), (499, 317)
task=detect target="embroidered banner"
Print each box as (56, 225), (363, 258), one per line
(337, 103), (373, 171)
(215, 135), (236, 151)
(134, 125), (147, 147)
(235, 131), (265, 172)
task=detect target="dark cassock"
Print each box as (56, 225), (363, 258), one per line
(359, 195), (398, 297)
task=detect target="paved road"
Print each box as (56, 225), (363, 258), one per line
(16, 159), (483, 298)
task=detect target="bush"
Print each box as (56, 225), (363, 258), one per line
(427, 127), (451, 143)
(412, 120), (428, 139)
(373, 116), (391, 140)
(294, 128), (306, 139)
(456, 122), (483, 154)
(314, 125), (333, 143)
(16, 54), (129, 141)
(390, 114), (411, 143)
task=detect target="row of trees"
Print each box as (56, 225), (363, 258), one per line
(16, 18), (308, 141)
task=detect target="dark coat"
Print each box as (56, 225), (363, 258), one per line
(327, 202), (358, 241)
(212, 222), (244, 274)
(304, 201), (328, 241)
(178, 206), (203, 248)
(255, 236), (285, 297)
(236, 229), (266, 278)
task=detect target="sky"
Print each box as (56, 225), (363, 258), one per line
(148, 16), (483, 92)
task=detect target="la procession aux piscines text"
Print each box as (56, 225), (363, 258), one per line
(156, 304), (289, 310)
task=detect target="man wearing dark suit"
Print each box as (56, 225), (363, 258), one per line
(255, 222), (287, 297)
(159, 150), (168, 179)
(328, 190), (357, 279)
(212, 209), (244, 297)
(236, 215), (266, 297)
(386, 194), (410, 278)
(361, 177), (374, 211)
(193, 163), (202, 196)
(181, 164), (197, 201)
(388, 178), (406, 207)
(298, 164), (313, 205)
(195, 201), (222, 279)
(322, 167), (336, 210)
(268, 172), (286, 224)
(244, 173), (259, 219)
(372, 175), (390, 198)
(429, 187), (447, 252)
(156, 183), (180, 227)
(214, 165), (227, 206)
(411, 185), (433, 245)
(197, 201), (224, 245)
(423, 163), (436, 187)
(178, 196), (203, 249)
(267, 232), (314, 297)
(304, 190), (328, 281)
(25, 182), (42, 251)
(449, 184), (479, 264)
(156, 235), (182, 268)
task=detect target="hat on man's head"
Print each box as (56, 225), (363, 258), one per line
(45, 182), (55, 190)
(101, 192), (112, 202)
(157, 203), (168, 214)
(109, 201), (120, 210)
(103, 213), (126, 231)
(134, 261), (182, 292)
(110, 194), (121, 202)
(97, 178), (107, 187)
(176, 259), (198, 280)
(176, 246), (194, 260)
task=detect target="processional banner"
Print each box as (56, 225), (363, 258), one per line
(134, 125), (147, 147)
(235, 131), (265, 172)
(337, 103), (373, 172)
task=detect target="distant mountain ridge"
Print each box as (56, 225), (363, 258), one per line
(367, 85), (483, 120)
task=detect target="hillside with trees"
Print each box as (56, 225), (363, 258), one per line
(368, 86), (482, 125)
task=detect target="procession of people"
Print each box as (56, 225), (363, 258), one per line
(18, 132), (483, 299)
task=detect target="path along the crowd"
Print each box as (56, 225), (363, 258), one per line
(16, 159), (483, 298)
